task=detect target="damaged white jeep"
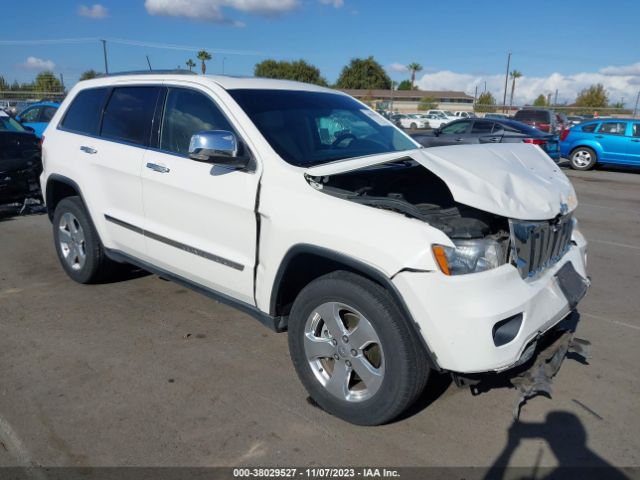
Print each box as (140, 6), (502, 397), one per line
(41, 73), (589, 425)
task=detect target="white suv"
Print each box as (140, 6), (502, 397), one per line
(41, 72), (589, 425)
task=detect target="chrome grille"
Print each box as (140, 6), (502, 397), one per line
(509, 215), (574, 279)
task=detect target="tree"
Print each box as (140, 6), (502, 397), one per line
(509, 70), (522, 109)
(476, 91), (497, 113)
(254, 59), (327, 86)
(397, 79), (412, 91)
(335, 56), (392, 90)
(197, 50), (212, 75)
(185, 59), (196, 72)
(0, 76), (7, 91)
(407, 62), (423, 89)
(575, 84), (608, 108)
(34, 71), (63, 93)
(79, 69), (99, 81)
(533, 94), (547, 107)
(417, 96), (437, 111)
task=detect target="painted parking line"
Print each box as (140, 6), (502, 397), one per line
(588, 238), (640, 251)
(581, 312), (640, 332)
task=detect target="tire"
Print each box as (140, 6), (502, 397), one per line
(288, 271), (430, 425)
(52, 196), (113, 283)
(569, 147), (597, 170)
(410, 122), (417, 130)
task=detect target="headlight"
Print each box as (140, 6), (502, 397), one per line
(432, 239), (507, 275)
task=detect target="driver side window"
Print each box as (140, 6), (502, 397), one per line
(160, 88), (235, 156)
(441, 120), (470, 135)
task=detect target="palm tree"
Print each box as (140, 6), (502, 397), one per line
(186, 59), (196, 72)
(509, 70), (522, 111)
(197, 50), (212, 75)
(407, 62), (423, 89)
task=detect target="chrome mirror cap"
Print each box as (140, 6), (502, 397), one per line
(189, 130), (238, 161)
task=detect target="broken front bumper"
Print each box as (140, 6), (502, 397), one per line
(392, 231), (589, 373)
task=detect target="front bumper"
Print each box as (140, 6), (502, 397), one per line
(393, 231), (589, 373)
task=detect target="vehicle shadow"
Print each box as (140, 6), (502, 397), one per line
(0, 201), (46, 222)
(484, 411), (631, 480)
(392, 371), (453, 423)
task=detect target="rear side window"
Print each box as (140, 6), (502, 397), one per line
(597, 122), (626, 135)
(471, 120), (493, 134)
(581, 123), (597, 133)
(101, 86), (161, 146)
(60, 88), (109, 135)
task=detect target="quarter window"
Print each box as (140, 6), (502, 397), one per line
(598, 122), (626, 135)
(101, 86), (161, 146)
(160, 88), (234, 155)
(60, 88), (109, 135)
(581, 123), (597, 133)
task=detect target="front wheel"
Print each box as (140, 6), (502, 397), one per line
(410, 122), (417, 130)
(288, 271), (429, 425)
(569, 147), (597, 170)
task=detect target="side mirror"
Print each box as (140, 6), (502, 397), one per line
(433, 128), (441, 136)
(188, 130), (250, 168)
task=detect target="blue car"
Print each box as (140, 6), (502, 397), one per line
(560, 119), (640, 170)
(15, 101), (60, 138)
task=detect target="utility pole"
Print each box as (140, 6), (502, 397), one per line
(554, 89), (558, 106)
(59, 73), (64, 92)
(484, 81), (487, 92)
(146, 55), (152, 71)
(633, 90), (640, 118)
(502, 52), (511, 113)
(474, 85), (478, 107)
(100, 39), (109, 74)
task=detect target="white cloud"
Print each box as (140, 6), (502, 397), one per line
(600, 62), (640, 76)
(78, 4), (109, 18)
(387, 62), (408, 73)
(318, 0), (344, 7)
(416, 67), (640, 106)
(21, 56), (55, 71)
(144, 0), (299, 25)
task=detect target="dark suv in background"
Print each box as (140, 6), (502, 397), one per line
(513, 109), (567, 134)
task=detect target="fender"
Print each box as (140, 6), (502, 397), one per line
(44, 173), (86, 220)
(270, 244), (441, 371)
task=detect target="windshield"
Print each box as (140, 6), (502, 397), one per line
(0, 115), (27, 132)
(228, 89), (416, 167)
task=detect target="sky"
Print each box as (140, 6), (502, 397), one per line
(2, 0), (640, 106)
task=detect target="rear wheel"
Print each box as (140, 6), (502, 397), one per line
(52, 196), (114, 283)
(569, 147), (597, 170)
(288, 271), (429, 425)
(410, 122), (417, 130)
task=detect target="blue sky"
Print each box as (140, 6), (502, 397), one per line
(2, 0), (640, 105)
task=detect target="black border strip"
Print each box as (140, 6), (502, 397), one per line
(104, 214), (244, 271)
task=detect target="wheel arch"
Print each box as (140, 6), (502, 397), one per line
(569, 142), (601, 160)
(270, 244), (441, 371)
(45, 174), (85, 221)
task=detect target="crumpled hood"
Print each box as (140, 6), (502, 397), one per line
(305, 143), (577, 220)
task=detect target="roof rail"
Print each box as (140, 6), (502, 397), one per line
(97, 70), (198, 78)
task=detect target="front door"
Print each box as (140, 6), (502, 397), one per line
(430, 120), (473, 146)
(141, 86), (259, 304)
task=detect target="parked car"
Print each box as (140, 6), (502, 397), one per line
(412, 118), (561, 160)
(484, 113), (510, 120)
(16, 101), (60, 138)
(454, 111), (476, 118)
(513, 108), (566, 134)
(560, 119), (640, 170)
(0, 111), (42, 204)
(399, 114), (429, 130)
(426, 109), (457, 121)
(389, 113), (406, 127)
(566, 115), (585, 127)
(41, 72), (588, 425)
(418, 113), (449, 129)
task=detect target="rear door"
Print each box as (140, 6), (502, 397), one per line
(141, 85), (259, 304)
(594, 121), (628, 162)
(472, 120), (502, 144)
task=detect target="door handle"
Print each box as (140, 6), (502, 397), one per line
(455, 137), (463, 142)
(631, 139), (640, 142)
(594, 135), (604, 138)
(80, 146), (97, 154)
(146, 162), (170, 173)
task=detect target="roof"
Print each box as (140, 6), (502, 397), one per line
(339, 89), (474, 100)
(76, 73), (335, 93)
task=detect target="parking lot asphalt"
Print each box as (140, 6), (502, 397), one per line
(0, 166), (638, 471)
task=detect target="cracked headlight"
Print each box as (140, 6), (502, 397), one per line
(432, 239), (507, 275)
